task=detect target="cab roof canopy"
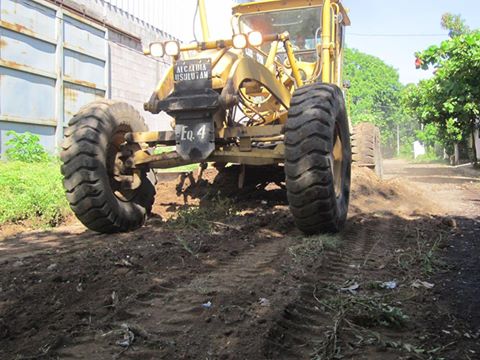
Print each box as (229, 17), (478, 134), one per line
(232, 0), (351, 26)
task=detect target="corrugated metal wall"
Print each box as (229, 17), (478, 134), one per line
(0, 0), (107, 153)
(0, 0), (177, 155)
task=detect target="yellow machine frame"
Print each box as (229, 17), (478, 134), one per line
(135, 0), (350, 168)
(60, 0), (356, 236)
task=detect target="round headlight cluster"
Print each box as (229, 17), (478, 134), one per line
(149, 42), (165, 57)
(149, 40), (181, 58)
(164, 41), (181, 56)
(248, 31), (263, 47)
(232, 31), (264, 49)
(232, 34), (248, 49)
(147, 31), (265, 57)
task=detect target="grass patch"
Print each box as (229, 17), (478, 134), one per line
(156, 163), (199, 173)
(321, 295), (409, 330)
(166, 196), (235, 233)
(153, 146), (199, 173)
(0, 160), (70, 227)
(175, 234), (202, 257)
(411, 152), (446, 164)
(289, 234), (340, 263)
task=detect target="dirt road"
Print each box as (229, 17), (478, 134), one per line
(0, 160), (479, 359)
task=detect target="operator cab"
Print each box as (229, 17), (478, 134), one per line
(239, 6), (322, 63)
(233, 0), (350, 83)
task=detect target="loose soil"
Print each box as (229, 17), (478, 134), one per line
(0, 160), (479, 359)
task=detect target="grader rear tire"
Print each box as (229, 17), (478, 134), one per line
(351, 122), (383, 178)
(60, 100), (156, 233)
(284, 84), (351, 234)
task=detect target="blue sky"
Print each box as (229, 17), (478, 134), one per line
(341, 0), (480, 84)
(198, 0), (480, 85)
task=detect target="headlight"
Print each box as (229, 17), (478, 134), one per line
(232, 34), (248, 49)
(248, 31), (263, 47)
(165, 41), (181, 56)
(149, 42), (165, 57)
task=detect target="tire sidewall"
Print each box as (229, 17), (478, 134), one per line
(333, 87), (352, 230)
(100, 103), (155, 226)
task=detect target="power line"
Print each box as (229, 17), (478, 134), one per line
(349, 33), (447, 38)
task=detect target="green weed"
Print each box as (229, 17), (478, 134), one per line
(153, 146), (199, 173)
(0, 161), (70, 227)
(412, 151), (446, 164)
(175, 234), (201, 257)
(3, 131), (51, 163)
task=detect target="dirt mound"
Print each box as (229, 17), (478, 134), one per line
(350, 166), (440, 217)
(153, 165), (440, 222)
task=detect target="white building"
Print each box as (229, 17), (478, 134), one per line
(102, 0), (235, 42)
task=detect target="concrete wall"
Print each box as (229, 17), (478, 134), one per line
(58, 0), (176, 130)
(108, 30), (172, 131)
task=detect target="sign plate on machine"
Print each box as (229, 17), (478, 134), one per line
(173, 58), (212, 93)
(173, 59), (215, 162)
(175, 117), (214, 162)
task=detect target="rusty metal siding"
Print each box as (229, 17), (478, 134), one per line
(0, 0), (106, 155)
(0, 67), (56, 122)
(0, 28), (56, 73)
(1, 0), (56, 39)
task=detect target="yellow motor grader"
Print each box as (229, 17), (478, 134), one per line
(61, 0), (381, 234)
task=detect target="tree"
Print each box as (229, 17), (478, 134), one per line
(415, 123), (439, 150)
(441, 13), (470, 38)
(344, 48), (414, 155)
(407, 29), (480, 163)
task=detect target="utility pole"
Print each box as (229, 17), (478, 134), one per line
(397, 124), (400, 156)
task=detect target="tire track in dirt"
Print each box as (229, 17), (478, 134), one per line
(133, 237), (289, 338)
(54, 230), (293, 358)
(264, 219), (388, 359)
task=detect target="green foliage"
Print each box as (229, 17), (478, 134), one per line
(415, 123), (439, 148)
(413, 151), (444, 164)
(399, 143), (414, 159)
(5, 131), (50, 163)
(344, 48), (402, 127)
(441, 13), (471, 38)
(153, 146), (199, 173)
(406, 27), (480, 155)
(321, 295), (409, 330)
(0, 161), (70, 227)
(344, 48), (417, 154)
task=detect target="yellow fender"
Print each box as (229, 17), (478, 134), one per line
(224, 56), (291, 109)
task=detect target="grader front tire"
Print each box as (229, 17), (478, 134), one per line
(60, 100), (156, 234)
(284, 84), (351, 234)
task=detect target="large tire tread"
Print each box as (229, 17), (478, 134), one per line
(285, 83), (351, 234)
(61, 101), (156, 233)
